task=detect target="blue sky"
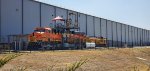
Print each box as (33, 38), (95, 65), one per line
(36, 0), (150, 30)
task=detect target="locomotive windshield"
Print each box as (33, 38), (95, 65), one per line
(34, 29), (45, 32)
(34, 27), (52, 33)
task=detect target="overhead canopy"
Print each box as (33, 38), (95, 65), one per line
(52, 16), (65, 21)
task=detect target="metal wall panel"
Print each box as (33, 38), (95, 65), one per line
(41, 4), (55, 27)
(141, 29), (143, 46)
(145, 30), (146, 46)
(145, 30), (146, 45)
(137, 28), (139, 46)
(125, 25), (129, 45)
(131, 26), (133, 46)
(146, 30), (148, 45)
(142, 30), (144, 46)
(145, 30), (147, 45)
(149, 31), (150, 45)
(137, 28), (141, 46)
(144, 30), (146, 45)
(94, 17), (100, 37)
(87, 15), (94, 36)
(145, 30), (147, 46)
(132, 27), (135, 46)
(144, 29), (147, 46)
(148, 30), (150, 46)
(133, 27), (136, 46)
(56, 7), (67, 27)
(141, 29), (144, 46)
(137, 28), (140, 46)
(136, 28), (138, 46)
(128, 26), (132, 46)
(131, 26), (134, 46)
(132, 27), (136, 46)
(140, 29), (142, 46)
(121, 24), (126, 46)
(144, 30), (146, 46)
(1, 0), (22, 42)
(131, 27), (134, 46)
(117, 23), (122, 47)
(148, 31), (149, 45)
(128, 26), (131, 46)
(146, 30), (149, 46)
(23, 0), (40, 34)
(142, 29), (145, 46)
(134, 27), (138, 46)
(107, 20), (112, 46)
(147, 30), (150, 46)
(112, 22), (117, 47)
(101, 19), (106, 38)
(146, 30), (148, 46)
(147, 30), (149, 45)
(78, 13), (86, 33)
(56, 8), (67, 19)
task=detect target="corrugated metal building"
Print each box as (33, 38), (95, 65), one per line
(0, 0), (150, 47)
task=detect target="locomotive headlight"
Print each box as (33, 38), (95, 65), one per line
(36, 32), (44, 34)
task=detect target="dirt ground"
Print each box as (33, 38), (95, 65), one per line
(0, 47), (150, 71)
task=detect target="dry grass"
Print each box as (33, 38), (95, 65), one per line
(0, 47), (150, 71)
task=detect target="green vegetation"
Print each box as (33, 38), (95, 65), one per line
(0, 54), (22, 68)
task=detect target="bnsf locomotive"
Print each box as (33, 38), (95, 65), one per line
(27, 16), (106, 50)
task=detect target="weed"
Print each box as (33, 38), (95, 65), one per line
(0, 54), (22, 68)
(133, 65), (139, 71)
(45, 59), (88, 71)
(66, 59), (88, 71)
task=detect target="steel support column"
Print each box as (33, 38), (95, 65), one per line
(0, 0), (1, 42)
(121, 24), (122, 47)
(106, 20), (108, 47)
(116, 22), (118, 47)
(22, 0), (24, 34)
(111, 21), (113, 47)
(100, 18), (102, 37)
(93, 17), (95, 37)
(39, 3), (41, 27)
(86, 15), (87, 35)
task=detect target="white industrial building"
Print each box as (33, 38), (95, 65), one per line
(0, 0), (150, 47)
